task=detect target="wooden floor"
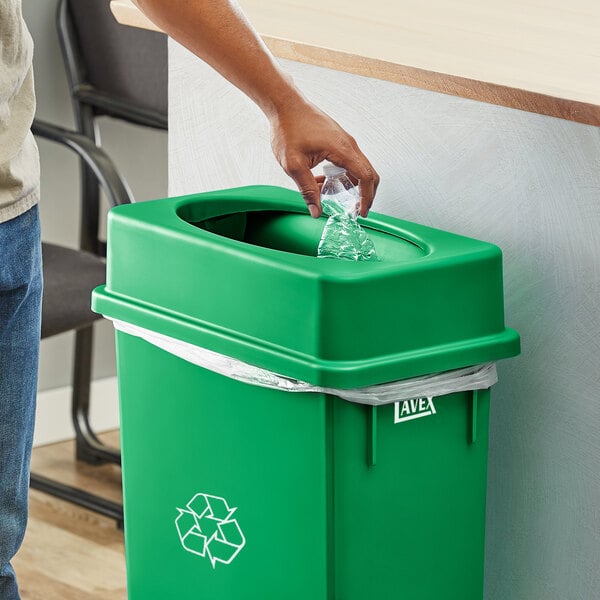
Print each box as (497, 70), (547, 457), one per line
(13, 431), (127, 600)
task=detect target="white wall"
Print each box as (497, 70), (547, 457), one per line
(23, 0), (168, 395)
(169, 41), (600, 600)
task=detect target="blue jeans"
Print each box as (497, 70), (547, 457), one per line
(0, 205), (42, 600)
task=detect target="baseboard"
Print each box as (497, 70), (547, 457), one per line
(34, 376), (119, 448)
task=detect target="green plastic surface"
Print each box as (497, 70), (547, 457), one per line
(116, 333), (491, 600)
(92, 185), (519, 387)
(91, 185), (520, 599)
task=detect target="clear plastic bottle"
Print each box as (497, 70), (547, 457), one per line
(320, 163), (359, 218)
(317, 162), (378, 261)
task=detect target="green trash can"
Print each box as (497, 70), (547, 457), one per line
(92, 185), (519, 600)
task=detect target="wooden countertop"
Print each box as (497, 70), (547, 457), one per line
(110, 0), (600, 126)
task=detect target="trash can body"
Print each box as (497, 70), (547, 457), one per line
(92, 185), (519, 599)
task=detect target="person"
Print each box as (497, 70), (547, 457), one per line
(0, 1), (378, 597)
(1, 3), (44, 599)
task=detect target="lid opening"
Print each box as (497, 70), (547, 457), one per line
(183, 209), (426, 261)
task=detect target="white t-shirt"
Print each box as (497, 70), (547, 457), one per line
(0, 0), (39, 223)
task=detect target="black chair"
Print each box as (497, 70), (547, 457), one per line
(32, 120), (133, 525)
(29, 0), (167, 527)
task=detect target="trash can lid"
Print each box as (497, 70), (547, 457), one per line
(92, 185), (519, 388)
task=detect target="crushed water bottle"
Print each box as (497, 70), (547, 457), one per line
(320, 162), (360, 217)
(317, 162), (378, 261)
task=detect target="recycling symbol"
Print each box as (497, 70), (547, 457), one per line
(175, 492), (246, 568)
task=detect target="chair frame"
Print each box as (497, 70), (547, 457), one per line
(30, 119), (134, 527)
(30, 0), (167, 526)
(55, 0), (167, 461)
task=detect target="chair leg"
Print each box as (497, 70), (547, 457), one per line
(72, 326), (121, 466)
(30, 473), (124, 529)
(29, 325), (124, 528)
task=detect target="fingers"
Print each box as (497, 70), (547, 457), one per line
(356, 168), (378, 218)
(329, 149), (379, 218)
(270, 104), (378, 218)
(286, 161), (323, 218)
(287, 154), (378, 220)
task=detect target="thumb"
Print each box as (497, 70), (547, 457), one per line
(289, 166), (322, 218)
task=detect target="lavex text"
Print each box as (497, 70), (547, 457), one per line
(394, 397), (436, 424)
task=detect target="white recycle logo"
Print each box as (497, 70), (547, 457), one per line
(175, 492), (246, 568)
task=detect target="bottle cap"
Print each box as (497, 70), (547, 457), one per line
(322, 162), (346, 177)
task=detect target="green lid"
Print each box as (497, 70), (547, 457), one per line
(92, 185), (519, 387)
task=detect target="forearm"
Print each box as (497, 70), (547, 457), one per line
(133, 0), (379, 216)
(133, 0), (305, 119)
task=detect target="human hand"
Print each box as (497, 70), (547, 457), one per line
(269, 98), (379, 218)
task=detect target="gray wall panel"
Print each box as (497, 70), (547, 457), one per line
(170, 41), (600, 599)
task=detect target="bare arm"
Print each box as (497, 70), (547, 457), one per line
(133, 0), (378, 217)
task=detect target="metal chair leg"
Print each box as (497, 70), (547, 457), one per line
(30, 325), (124, 528)
(30, 473), (123, 529)
(72, 326), (121, 466)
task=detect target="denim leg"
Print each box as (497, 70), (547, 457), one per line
(0, 205), (42, 600)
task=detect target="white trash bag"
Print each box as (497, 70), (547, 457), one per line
(110, 319), (497, 406)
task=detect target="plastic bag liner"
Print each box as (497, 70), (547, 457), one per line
(110, 319), (498, 406)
